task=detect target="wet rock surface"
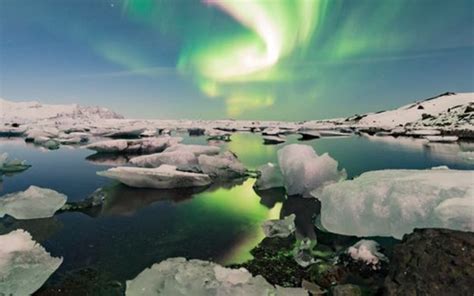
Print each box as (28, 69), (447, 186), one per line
(384, 228), (474, 296)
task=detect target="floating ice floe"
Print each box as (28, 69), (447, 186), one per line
(298, 130), (321, 140)
(0, 153), (31, 174)
(277, 144), (346, 197)
(0, 186), (67, 219)
(317, 168), (474, 239)
(97, 165), (212, 189)
(33, 136), (60, 150)
(0, 125), (26, 137)
(85, 137), (182, 154)
(164, 144), (221, 156)
(0, 229), (62, 295)
(424, 135), (459, 143)
(130, 151), (198, 168)
(103, 127), (146, 138)
(254, 163), (284, 191)
(262, 135), (286, 145)
(198, 152), (246, 179)
(262, 214), (296, 238)
(406, 129), (441, 136)
(126, 257), (307, 296)
(346, 240), (388, 270)
(317, 130), (352, 137)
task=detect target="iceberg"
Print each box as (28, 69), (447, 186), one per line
(0, 229), (62, 295)
(126, 257), (307, 296)
(277, 144), (346, 197)
(198, 152), (247, 179)
(0, 186), (67, 219)
(317, 168), (474, 239)
(262, 214), (296, 238)
(262, 135), (286, 145)
(85, 137), (182, 154)
(0, 153), (31, 174)
(97, 165), (212, 189)
(254, 163), (284, 191)
(164, 144), (221, 156)
(130, 151), (198, 168)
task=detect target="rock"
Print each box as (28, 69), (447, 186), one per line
(293, 238), (316, 267)
(331, 284), (362, 296)
(254, 162), (284, 191)
(33, 136), (60, 150)
(278, 144), (346, 197)
(384, 228), (474, 296)
(198, 152), (247, 179)
(317, 168), (474, 239)
(301, 280), (326, 295)
(85, 137), (182, 154)
(263, 135), (286, 145)
(0, 153), (31, 174)
(130, 151), (198, 168)
(125, 257), (307, 296)
(262, 214), (296, 238)
(0, 229), (63, 295)
(0, 186), (67, 219)
(97, 165), (212, 189)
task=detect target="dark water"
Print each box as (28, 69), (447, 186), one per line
(1, 134), (473, 286)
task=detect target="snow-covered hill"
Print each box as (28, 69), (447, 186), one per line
(0, 98), (123, 123)
(352, 92), (473, 128)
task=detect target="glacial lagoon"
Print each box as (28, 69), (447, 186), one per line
(1, 133), (473, 292)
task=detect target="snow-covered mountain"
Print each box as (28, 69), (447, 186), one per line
(349, 92), (473, 128)
(0, 98), (123, 123)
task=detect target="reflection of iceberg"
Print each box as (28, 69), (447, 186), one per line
(0, 229), (62, 295)
(85, 153), (131, 166)
(317, 168), (474, 239)
(126, 257), (306, 296)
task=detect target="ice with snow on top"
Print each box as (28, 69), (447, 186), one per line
(97, 165), (212, 189)
(316, 168), (474, 239)
(347, 240), (388, 270)
(125, 257), (307, 296)
(277, 144), (347, 197)
(130, 150), (198, 168)
(0, 186), (67, 220)
(0, 229), (62, 295)
(262, 214), (296, 238)
(262, 135), (286, 145)
(164, 144), (220, 156)
(357, 92), (473, 128)
(85, 137), (182, 154)
(198, 152), (246, 179)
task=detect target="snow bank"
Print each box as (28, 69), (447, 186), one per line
(0, 230), (62, 295)
(317, 168), (474, 238)
(126, 257), (307, 296)
(97, 165), (212, 189)
(0, 186), (67, 219)
(277, 144), (346, 197)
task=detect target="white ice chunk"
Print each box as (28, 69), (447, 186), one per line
(262, 214), (296, 238)
(347, 240), (387, 269)
(254, 162), (284, 191)
(0, 153), (31, 173)
(318, 169), (474, 239)
(97, 165), (212, 189)
(130, 151), (198, 168)
(277, 144), (346, 197)
(198, 152), (246, 179)
(126, 257), (307, 296)
(0, 186), (67, 219)
(85, 137), (182, 154)
(0, 230), (62, 295)
(164, 144), (220, 156)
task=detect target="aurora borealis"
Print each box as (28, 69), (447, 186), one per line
(1, 0), (473, 119)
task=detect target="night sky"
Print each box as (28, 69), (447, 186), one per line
(1, 0), (473, 120)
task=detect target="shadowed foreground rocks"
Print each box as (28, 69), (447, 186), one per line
(384, 228), (474, 296)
